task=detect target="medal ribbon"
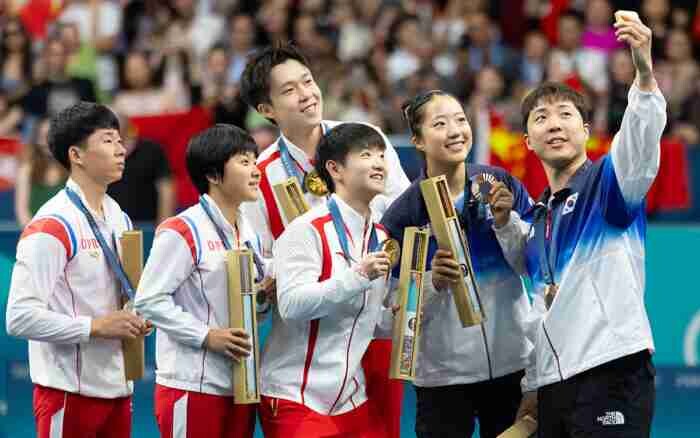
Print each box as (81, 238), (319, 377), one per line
(65, 187), (135, 301)
(533, 201), (556, 286)
(327, 197), (378, 265)
(277, 123), (328, 192)
(199, 196), (264, 282)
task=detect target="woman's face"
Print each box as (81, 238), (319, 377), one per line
(610, 50), (635, 84)
(642, 0), (669, 22)
(125, 53), (152, 89)
(414, 94), (473, 168)
(585, 0), (612, 27)
(4, 19), (27, 52)
(665, 30), (692, 62)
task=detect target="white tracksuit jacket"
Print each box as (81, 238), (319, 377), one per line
(261, 195), (394, 415)
(134, 194), (270, 396)
(6, 178), (134, 398)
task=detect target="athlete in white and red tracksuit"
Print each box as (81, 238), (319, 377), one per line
(240, 44), (410, 438)
(135, 125), (272, 438)
(6, 102), (149, 438)
(259, 123), (396, 437)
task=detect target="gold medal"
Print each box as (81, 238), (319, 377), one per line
(380, 238), (401, 268)
(544, 283), (559, 309)
(303, 170), (329, 196)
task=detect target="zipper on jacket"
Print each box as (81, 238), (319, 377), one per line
(480, 323), (493, 380)
(328, 291), (366, 414)
(462, 209), (493, 380)
(542, 322), (564, 381)
(196, 268), (210, 392)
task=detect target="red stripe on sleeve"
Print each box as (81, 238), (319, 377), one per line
(20, 218), (72, 259)
(157, 217), (197, 263)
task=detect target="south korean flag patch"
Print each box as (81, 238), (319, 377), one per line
(562, 192), (579, 216)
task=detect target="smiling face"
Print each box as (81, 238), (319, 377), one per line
(212, 151), (261, 204)
(329, 145), (386, 201)
(525, 97), (589, 170)
(414, 94), (473, 170)
(258, 59), (323, 131)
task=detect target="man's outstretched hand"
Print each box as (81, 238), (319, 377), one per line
(614, 11), (656, 91)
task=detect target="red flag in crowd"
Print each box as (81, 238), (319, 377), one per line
(541, 0), (571, 45)
(18, 0), (63, 40)
(129, 107), (213, 208)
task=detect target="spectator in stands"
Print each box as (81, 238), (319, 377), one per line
(581, 0), (623, 56)
(341, 81), (385, 128)
(257, 0), (290, 44)
(226, 13), (257, 84)
(674, 82), (700, 146)
(431, 0), (471, 49)
(58, 22), (100, 97)
(641, 0), (671, 59)
(332, 2), (373, 62)
(518, 30), (549, 88)
(658, 29), (699, 123)
(386, 15), (429, 83)
(122, 0), (175, 53)
(14, 118), (67, 227)
(549, 10), (609, 95)
(459, 12), (515, 78)
(200, 44), (249, 127)
(112, 50), (188, 117)
(164, 0), (224, 61)
(606, 48), (636, 134)
(21, 38), (96, 119)
(1, 17), (33, 102)
(107, 115), (174, 224)
(669, 5), (692, 30)
(200, 44), (230, 107)
(58, 0), (123, 96)
(468, 66), (520, 164)
(0, 89), (23, 138)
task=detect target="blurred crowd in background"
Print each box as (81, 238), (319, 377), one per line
(0, 0), (699, 225)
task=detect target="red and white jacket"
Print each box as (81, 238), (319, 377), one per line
(6, 179), (134, 398)
(134, 195), (270, 396)
(241, 120), (410, 258)
(261, 195), (394, 415)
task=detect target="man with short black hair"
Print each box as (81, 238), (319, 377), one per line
(507, 11), (667, 438)
(6, 101), (147, 438)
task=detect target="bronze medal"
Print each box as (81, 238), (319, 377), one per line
(471, 173), (497, 204)
(380, 238), (401, 268)
(303, 170), (329, 196)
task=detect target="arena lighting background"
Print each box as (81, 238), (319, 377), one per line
(1, 144), (699, 437)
